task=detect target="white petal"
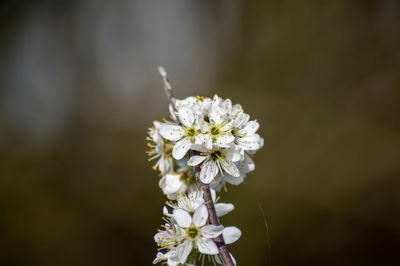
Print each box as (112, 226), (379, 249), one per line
(230, 104), (243, 116)
(224, 146), (242, 162)
(162, 173), (185, 195)
(242, 120), (259, 135)
(169, 104), (178, 122)
(220, 160), (240, 177)
(178, 106), (195, 128)
(200, 225), (224, 238)
(173, 209), (192, 228)
(194, 133), (205, 145)
(215, 135), (235, 147)
(215, 203), (234, 217)
(243, 153), (255, 172)
(210, 107), (223, 125)
(187, 155), (207, 166)
(222, 226), (241, 244)
(224, 174), (244, 185)
(190, 143), (209, 153)
(210, 188), (217, 202)
(154, 231), (171, 243)
(172, 138), (191, 160)
(163, 206), (172, 217)
(193, 204), (208, 227)
(159, 125), (185, 141)
(196, 237), (219, 255)
(234, 113), (249, 128)
(220, 98), (232, 111)
(179, 240), (193, 264)
(204, 135), (213, 150)
(200, 161), (218, 184)
(237, 134), (261, 150)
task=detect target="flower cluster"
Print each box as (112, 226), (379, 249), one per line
(147, 95), (263, 199)
(153, 190), (240, 266)
(149, 92), (263, 265)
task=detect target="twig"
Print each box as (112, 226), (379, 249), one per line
(158, 66), (177, 112)
(158, 66), (235, 266)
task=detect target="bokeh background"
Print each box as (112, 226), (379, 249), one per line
(1, 1), (399, 265)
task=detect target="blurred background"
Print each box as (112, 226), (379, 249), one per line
(1, 0), (399, 265)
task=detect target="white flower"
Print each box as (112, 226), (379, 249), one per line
(164, 189), (234, 218)
(147, 121), (174, 175)
(201, 226), (241, 265)
(201, 109), (234, 150)
(169, 96), (199, 122)
(211, 152), (255, 192)
(153, 222), (185, 266)
(159, 105), (204, 160)
(231, 113), (262, 152)
(159, 173), (187, 200)
(173, 204), (223, 262)
(188, 144), (241, 184)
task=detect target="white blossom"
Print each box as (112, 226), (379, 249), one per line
(147, 121), (174, 175)
(159, 105), (204, 160)
(188, 144), (241, 184)
(159, 172), (187, 200)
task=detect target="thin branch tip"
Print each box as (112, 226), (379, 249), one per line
(158, 66), (166, 77)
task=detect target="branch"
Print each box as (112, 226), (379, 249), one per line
(158, 66), (235, 266)
(158, 66), (177, 112)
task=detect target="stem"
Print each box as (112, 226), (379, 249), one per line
(158, 66), (235, 266)
(158, 66), (177, 112)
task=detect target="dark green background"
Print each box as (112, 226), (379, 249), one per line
(1, 1), (399, 265)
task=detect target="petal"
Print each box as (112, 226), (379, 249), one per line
(200, 225), (224, 238)
(215, 203), (234, 217)
(169, 104), (178, 122)
(159, 125), (185, 141)
(190, 143), (209, 153)
(237, 134), (261, 150)
(234, 113), (249, 128)
(179, 240), (193, 264)
(224, 146), (242, 162)
(230, 104), (243, 116)
(242, 120), (259, 135)
(222, 226), (241, 244)
(243, 153), (255, 172)
(204, 135), (213, 150)
(210, 188), (217, 202)
(187, 155), (207, 166)
(224, 174), (244, 185)
(172, 138), (191, 160)
(193, 204), (208, 227)
(178, 106), (195, 128)
(220, 160), (240, 177)
(200, 161), (218, 184)
(163, 206), (172, 217)
(215, 135), (234, 147)
(220, 98), (232, 111)
(194, 133), (205, 145)
(154, 231), (171, 244)
(173, 209), (192, 228)
(196, 237), (219, 255)
(210, 107), (223, 125)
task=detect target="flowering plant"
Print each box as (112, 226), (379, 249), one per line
(148, 67), (263, 265)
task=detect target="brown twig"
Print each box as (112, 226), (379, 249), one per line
(158, 66), (235, 266)
(158, 66), (177, 112)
